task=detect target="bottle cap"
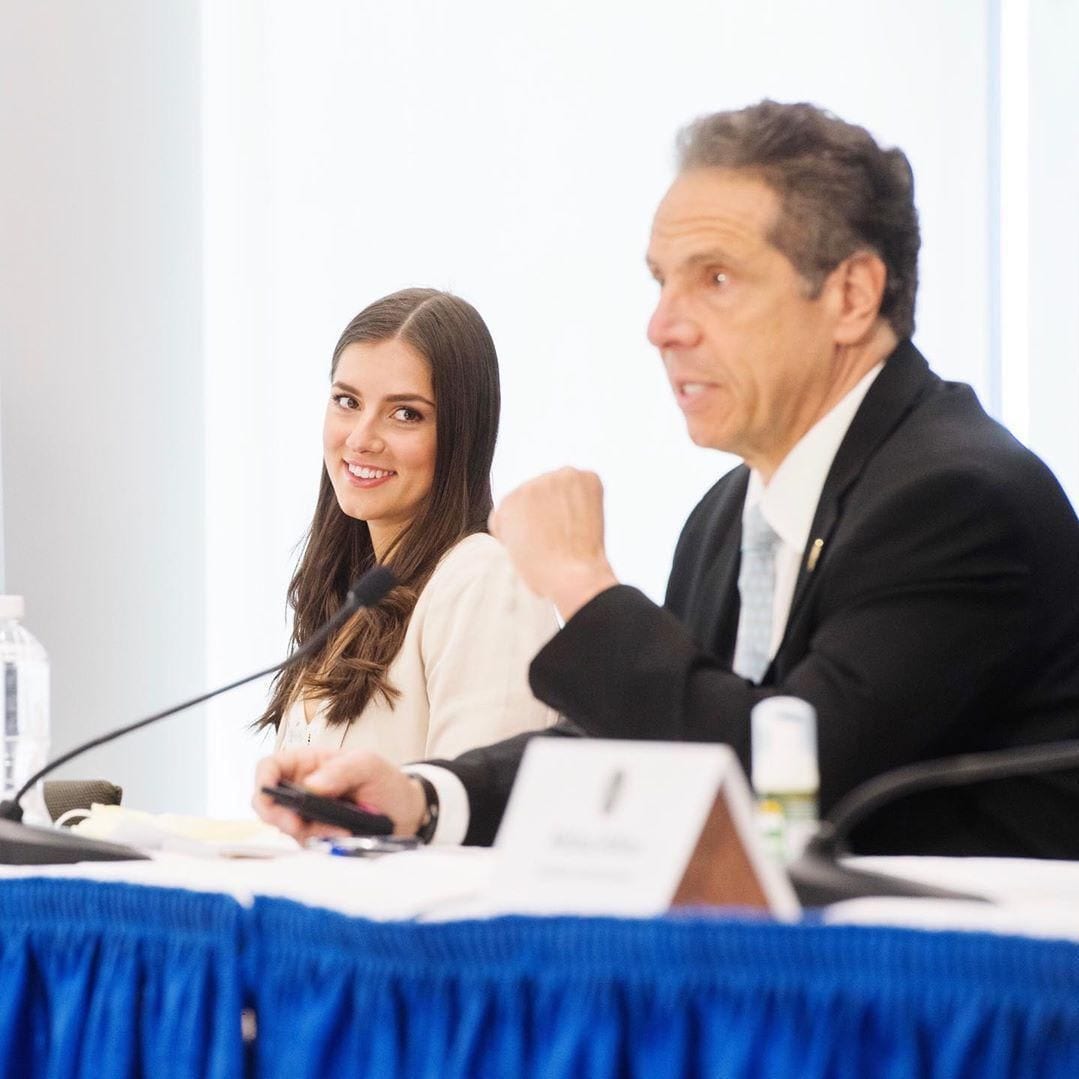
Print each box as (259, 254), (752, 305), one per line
(0, 595), (25, 620)
(750, 696), (819, 793)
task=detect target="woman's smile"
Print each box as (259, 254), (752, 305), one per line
(343, 461), (398, 488)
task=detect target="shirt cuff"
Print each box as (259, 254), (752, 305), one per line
(402, 763), (469, 846)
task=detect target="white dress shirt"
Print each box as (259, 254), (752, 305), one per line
(422, 363), (884, 843)
(745, 362), (883, 660)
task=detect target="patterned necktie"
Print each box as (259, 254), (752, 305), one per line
(732, 503), (780, 682)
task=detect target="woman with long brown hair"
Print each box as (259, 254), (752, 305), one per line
(256, 288), (557, 760)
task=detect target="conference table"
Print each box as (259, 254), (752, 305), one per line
(1, 851), (1078, 1078)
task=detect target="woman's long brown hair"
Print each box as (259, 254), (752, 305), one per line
(255, 288), (500, 731)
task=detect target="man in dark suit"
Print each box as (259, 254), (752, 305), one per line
(255, 101), (1079, 857)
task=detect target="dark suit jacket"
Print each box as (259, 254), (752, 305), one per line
(438, 342), (1079, 854)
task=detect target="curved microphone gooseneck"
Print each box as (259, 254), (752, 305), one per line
(0, 566), (395, 859)
(788, 738), (1079, 905)
(810, 738), (1079, 860)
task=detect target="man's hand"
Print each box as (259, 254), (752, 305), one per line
(489, 467), (619, 620)
(253, 747), (427, 844)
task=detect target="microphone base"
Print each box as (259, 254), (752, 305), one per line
(788, 849), (986, 906)
(0, 818), (147, 865)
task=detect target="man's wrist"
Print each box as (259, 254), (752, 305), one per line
(410, 774), (440, 844)
(550, 564), (619, 621)
(401, 777), (428, 837)
(403, 764), (470, 845)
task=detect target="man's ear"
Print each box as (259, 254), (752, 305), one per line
(829, 250), (888, 345)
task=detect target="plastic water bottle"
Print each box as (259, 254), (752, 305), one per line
(751, 696), (819, 864)
(0, 596), (50, 823)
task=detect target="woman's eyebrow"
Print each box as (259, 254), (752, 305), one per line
(331, 382), (434, 408)
(383, 392), (435, 407)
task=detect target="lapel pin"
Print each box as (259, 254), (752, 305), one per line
(806, 537), (824, 573)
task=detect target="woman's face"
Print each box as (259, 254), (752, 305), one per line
(324, 338), (437, 557)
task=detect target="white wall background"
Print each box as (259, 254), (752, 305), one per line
(1025, 0), (1079, 489)
(0, 1), (206, 811)
(1, 1), (1074, 818)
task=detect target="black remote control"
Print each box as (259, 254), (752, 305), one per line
(261, 779), (394, 836)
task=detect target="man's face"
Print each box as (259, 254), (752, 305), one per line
(646, 168), (843, 476)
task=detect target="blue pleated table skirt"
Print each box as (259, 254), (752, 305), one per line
(1, 877), (1077, 1078)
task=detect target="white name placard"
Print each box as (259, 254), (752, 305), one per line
(491, 738), (799, 920)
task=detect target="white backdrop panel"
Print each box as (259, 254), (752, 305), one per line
(203, 0), (994, 817)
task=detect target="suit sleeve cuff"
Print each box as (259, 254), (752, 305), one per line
(402, 763), (469, 846)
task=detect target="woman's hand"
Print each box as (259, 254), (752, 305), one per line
(253, 746), (428, 843)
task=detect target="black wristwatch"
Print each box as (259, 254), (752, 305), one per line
(412, 774), (440, 844)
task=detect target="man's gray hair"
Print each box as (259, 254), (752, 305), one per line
(678, 100), (920, 339)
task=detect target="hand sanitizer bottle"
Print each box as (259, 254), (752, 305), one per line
(751, 696), (819, 864)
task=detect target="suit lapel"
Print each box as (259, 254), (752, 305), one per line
(779, 341), (938, 648)
(681, 468), (747, 663)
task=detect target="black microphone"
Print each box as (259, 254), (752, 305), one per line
(0, 565), (396, 863)
(788, 738), (1079, 905)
